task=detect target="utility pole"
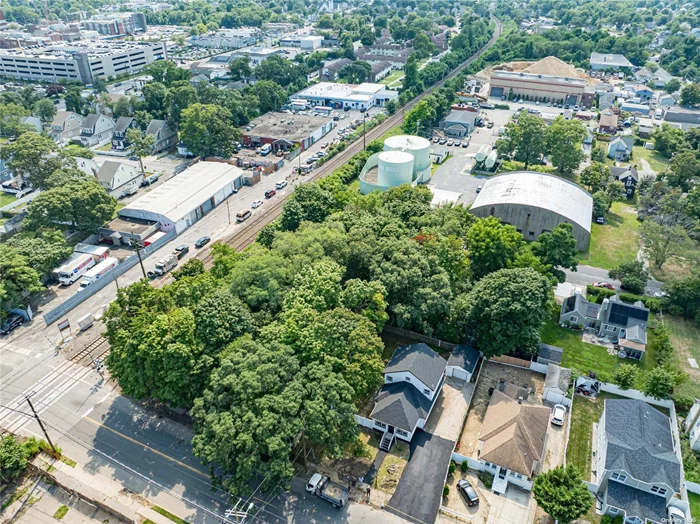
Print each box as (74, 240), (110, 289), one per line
(26, 396), (57, 453)
(226, 196), (231, 225)
(363, 112), (368, 151)
(132, 241), (147, 280)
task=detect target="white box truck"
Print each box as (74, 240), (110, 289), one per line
(78, 257), (119, 291)
(56, 254), (96, 286)
(154, 254), (178, 276)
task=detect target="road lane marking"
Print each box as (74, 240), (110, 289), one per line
(84, 416), (207, 478)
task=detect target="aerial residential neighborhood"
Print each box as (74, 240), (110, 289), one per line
(1, 0), (700, 523)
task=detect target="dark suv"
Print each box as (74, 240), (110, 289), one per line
(265, 189), (276, 198)
(1, 314), (24, 335)
(173, 244), (189, 259)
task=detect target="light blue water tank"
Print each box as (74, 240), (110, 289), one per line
(377, 151), (414, 187)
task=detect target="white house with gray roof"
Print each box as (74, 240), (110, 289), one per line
(369, 343), (447, 452)
(76, 113), (115, 147)
(97, 161), (142, 199)
(593, 399), (683, 524)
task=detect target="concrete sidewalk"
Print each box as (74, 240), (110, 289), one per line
(31, 452), (185, 524)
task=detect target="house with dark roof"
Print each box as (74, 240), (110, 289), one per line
(368, 343), (447, 451)
(112, 116), (137, 150)
(97, 161), (143, 199)
(477, 386), (550, 494)
(146, 119), (178, 153)
(446, 344), (480, 382)
(593, 399), (683, 524)
(610, 166), (639, 198)
(560, 293), (649, 359)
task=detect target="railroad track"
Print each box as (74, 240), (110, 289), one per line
(197, 16), (502, 269)
(70, 335), (110, 366)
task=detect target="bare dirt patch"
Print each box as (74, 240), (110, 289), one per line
(321, 430), (379, 480)
(374, 441), (410, 495)
(459, 361), (545, 457)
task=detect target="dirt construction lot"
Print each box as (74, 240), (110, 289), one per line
(459, 361), (545, 457)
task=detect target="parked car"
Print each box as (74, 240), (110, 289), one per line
(252, 199), (264, 208)
(264, 189), (276, 198)
(446, 139), (454, 146)
(129, 156), (138, 161)
(454, 140), (461, 147)
(551, 404), (567, 426)
(321, 142), (329, 148)
(275, 180), (288, 189)
(173, 244), (189, 259)
(457, 480), (479, 506)
(0, 314), (24, 335)
(433, 137), (440, 143)
(654, 291), (669, 298)
(141, 174), (159, 187)
(476, 185), (483, 193)
(439, 138), (447, 145)
(574, 105), (580, 112)
(461, 141), (469, 148)
(593, 282), (615, 290)
(487, 121), (494, 128)
(194, 236), (210, 248)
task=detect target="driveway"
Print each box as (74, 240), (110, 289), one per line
(386, 432), (454, 524)
(423, 378), (474, 441)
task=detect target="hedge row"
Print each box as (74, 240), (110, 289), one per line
(585, 285), (664, 313)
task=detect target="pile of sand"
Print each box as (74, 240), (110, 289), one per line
(477, 56), (590, 82)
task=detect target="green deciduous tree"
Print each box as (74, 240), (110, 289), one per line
(228, 56), (252, 82)
(126, 128), (155, 177)
(680, 83), (700, 106)
(403, 98), (436, 135)
(666, 150), (700, 192)
(248, 80), (288, 113)
(25, 180), (116, 233)
(652, 124), (686, 156)
(665, 78), (681, 94)
(665, 266), (700, 318)
(533, 466), (594, 524)
(454, 268), (552, 358)
(608, 260), (649, 294)
(613, 363), (639, 390)
(33, 98), (57, 123)
(0, 246), (42, 312)
(531, 223), (579, 283)
(180, 103), (241, 158)
(0, 132), (57, 189)
(193, 289), (253, 351)
(498, 113), (547, 169)
(142, 82), (168, 119)
(142, 60), (191, 87)
(547, 117), (587, 174)
(4, 229), (72, 275)
(466, 217), (525, 280)
(0, 435), (29, 483)
(640, 219), (693, 269)
(280, 183), (335, 231)
(643, 365), (685, 399)
(166, 84), (199, 126)
(579, 162), (611, 193)
(337, 61), (372, 84)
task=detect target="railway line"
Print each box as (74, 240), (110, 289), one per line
(197, 15), (502, 269)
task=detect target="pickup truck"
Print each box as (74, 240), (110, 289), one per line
(306, 473), (349, 509)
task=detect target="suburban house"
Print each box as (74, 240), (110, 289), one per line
(368, 343), (447, 451)
(592, 399), (683, 524)
(18, 116), (42, 133)
(598, 111), (619, 134)
(634, 67), (653, 83)
(658, 93), (677, 107)
(96, 161), (143, 199)
(626, 84), (653, 102)
(112, 116), (137, 150)
(320, 58), (352, 81)
(369, 61), (393, 83)
(440, 109), (477, 137)
(51, 111), (84, 143)
(560, 293), (650, 359)
(598, 92), (616, 111)
(608, 136), (634, 161)
(476, 383), (550, 494)
(146, 119), (178, 153)
(610, 166), (639, 198)
(76, 114), (115, 147)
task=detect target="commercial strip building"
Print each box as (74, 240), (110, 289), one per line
(489, 70), (592, 106)
(0, 41), (166, 83)
(469, 172), (593, 250)
(663, 107), (700, 130)
(279, 35), (323, 50)
(293, 82), (398, 110)
(107, 161), (244, 241)
(589, 52), (633, 70)
(241, 112), (334, 152)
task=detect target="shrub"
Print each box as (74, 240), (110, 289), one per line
(586, 285), (616, 298)
(448, 461), (456, 475)
(477, 471), (494, 489)
(674, 394), (694, 416)
(460, 460), (468, 473)
(443, 485), (450, 497)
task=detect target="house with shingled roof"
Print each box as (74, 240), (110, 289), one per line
(593, 399), (684, 524)
(368, 343), (447, 452)
(476, 385), (550, 494)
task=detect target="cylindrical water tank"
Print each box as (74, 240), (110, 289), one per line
(384, 135), (431, 173)
(377, 150), (414, 187)
(475, 144), (492, 163)
(485, 150), (498, 169)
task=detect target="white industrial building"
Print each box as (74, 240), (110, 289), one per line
(188, 28), (261, 49)
(117, 162), (245, 234)
(293, 82), (398, 110)
(0, 41), (167, 83)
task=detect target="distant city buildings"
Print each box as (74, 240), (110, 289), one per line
(83, 13), (148, 36)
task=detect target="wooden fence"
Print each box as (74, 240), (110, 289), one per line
(382, 325), (457, 350)
(490, 354), (532, 368)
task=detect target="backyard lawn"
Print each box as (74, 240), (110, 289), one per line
(689, 492), (700, 522)
(666, 316), (700, 398)
(379, 70), (404, 85)
(632, 145), (670, 174)
(577, 201), (640, 270)
(541, 308), (657, 382)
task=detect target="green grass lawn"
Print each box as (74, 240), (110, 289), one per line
(0, 193), (16, 208)
(379, 70), (404, 85)
(688, 492), (700, 522)
(577, 201), (640, 270)
(541, 307), (656, 382)
(95, 143), (113, 151)
(499, 160), (561, 176)
(632, 145), (670, 174)
(666, 316), (700, 398)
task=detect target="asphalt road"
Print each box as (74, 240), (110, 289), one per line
(563, 265), (663, 296)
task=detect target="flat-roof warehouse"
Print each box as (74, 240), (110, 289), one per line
(117, 161), (244, 235)
(242, 112), (334, 151)
(293, 82), (398, 110)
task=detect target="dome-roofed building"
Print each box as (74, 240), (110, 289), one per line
(469, 172), (593, 250)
